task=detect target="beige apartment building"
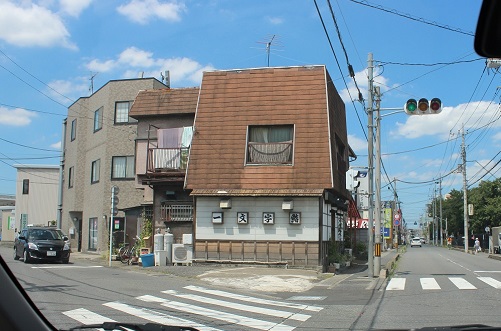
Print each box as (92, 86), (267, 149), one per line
(61, 78), (167, 253)
(14, 165), (59, 230)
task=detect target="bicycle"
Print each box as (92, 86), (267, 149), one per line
(118, 236), (140, 264)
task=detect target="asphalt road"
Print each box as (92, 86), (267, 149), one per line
(3, 243), (498, 330)
(350, 244), (501, 330)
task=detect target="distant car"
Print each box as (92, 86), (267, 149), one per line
(411, 237), (422, 248)
(14, 227), (70, 264)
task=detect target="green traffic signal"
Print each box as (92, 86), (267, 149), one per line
(405, 99), (417, 114)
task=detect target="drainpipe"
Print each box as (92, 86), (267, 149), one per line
(57, 119), (67, 229)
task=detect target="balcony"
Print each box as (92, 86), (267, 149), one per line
(147, 147), (189, 173)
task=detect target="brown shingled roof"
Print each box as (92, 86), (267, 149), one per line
(129, 87), (199, 117)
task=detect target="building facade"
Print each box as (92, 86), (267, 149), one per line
(130, 87), (199, 243)
(14, 165), (59, 230)
(61, 78), (167, 253)
(185, 66), (352, 269)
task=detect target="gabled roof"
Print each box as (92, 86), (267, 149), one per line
(186, 65), (348, 193)
(129, 87), (199, 117)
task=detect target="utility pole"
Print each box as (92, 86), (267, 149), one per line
(461, 127), (469, 253)
(439, 177), (443, 246)
(374, 85), (381, 276)
(367, 53), (375, 278)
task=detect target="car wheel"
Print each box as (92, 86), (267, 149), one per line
(13, 247), (19, 260)
(23, 250), (31, 264)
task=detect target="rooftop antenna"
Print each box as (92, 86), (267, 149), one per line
(89, 72), (98, 94)
(256, 34), (283, 67)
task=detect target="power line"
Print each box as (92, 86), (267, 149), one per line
(348, 0), (475, 36)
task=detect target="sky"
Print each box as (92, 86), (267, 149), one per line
(0, 0), (494, 229)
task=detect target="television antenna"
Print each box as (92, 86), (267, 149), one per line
(256, 34), (283, 67)
(89, 72), (98, 94)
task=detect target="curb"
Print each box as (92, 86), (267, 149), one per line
(380, 253), (400, 279)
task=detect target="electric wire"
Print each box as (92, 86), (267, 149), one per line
(348, 0), (475, 36)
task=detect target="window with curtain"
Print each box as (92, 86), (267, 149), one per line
(112, 156), (135, 179)
(247, 125), (294, 164)
(91, 159), (100, 184)
(114, 101), (137, 124)
(93, 107), (103, 132)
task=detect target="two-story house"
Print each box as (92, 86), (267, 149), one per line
(185, 66), (352, 269)
(61, 78), (167, 253)
(129, 87), (199, 242)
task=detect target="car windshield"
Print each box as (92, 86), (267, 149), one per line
(29, 229), (63, 241)
(1, 1), (500, 331)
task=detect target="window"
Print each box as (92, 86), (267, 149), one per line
(247, 125), (294, 164)
(70, 119), (77, 141)
(93, 107), (103, 132)
(112, 156), (135, 179)
(68, 166), (74, 188)
(114, 101), (136, 124)
(88, 217), (98, 250)
(22, 179), (29, 194)
(91, 159), (100, 184)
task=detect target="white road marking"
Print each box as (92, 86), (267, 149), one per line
(162, 290), (311, 321)
(449, 277), (477, 290)
(63, 308), (115, 324)
(137, 295), (295, 331)
(183, 285), (323, 312)
(420, 278), (441, 290)
(386, 278), (406, 290)
(478, 277), (501, 289)
(104, 302), (221, 331)
(474, 270), (501, 273)
(31, 265), (103, 269)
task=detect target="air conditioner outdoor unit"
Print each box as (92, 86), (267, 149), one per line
(172, 244), (193, 264)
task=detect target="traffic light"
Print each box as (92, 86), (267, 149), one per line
(405, 99), (417, 114)
(404, 98), (442, 115)
(111, 186), (119, 216)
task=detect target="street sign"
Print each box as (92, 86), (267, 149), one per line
(394, 220), (400, 226)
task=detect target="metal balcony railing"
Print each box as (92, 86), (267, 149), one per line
(147, 147), (189, 172)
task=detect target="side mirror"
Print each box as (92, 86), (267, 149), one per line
(474, 0), (501, 57)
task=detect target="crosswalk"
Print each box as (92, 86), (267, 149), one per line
(62, 285), (323, 331)
(386, 276), (501, 291)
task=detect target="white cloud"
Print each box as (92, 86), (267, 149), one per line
(266, 16), (284, 25)
(117, 0), (186, 24)
(47, 78), (89, 104)
(391, 101), (499, 139)
(0, 1), (76, 49)
(87, 59), (117, 73)
(0, 106), (37, 126)
(86, 47), (214, 85)
(50, 141), (62, 149)
(348, 134), (366, 153)
(59, 0), (92, 17)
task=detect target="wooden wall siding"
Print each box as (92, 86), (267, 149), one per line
(186, 66), (344, 191)
(194, 240), (320, 266)
(195, 196), (320, 241)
